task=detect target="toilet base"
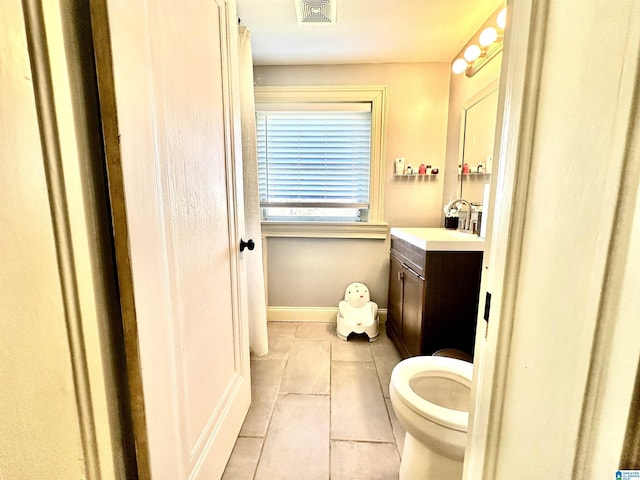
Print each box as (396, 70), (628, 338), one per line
(399, 432), (463, 480)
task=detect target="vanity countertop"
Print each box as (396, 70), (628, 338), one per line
(390, 227), (485, 252)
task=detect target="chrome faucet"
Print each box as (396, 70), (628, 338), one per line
(444, 198), (472, 231)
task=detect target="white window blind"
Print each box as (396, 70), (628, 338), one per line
(256, 105), (372, 221)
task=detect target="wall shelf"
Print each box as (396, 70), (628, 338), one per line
(394, 173), (439, 178)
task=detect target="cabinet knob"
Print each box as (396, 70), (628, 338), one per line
(398, 271), (404, 281)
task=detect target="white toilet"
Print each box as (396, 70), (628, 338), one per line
(389, 355), (473, 479)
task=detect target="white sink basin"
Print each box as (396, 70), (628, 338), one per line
(390, 227), (485, 252)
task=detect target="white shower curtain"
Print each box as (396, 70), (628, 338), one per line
(238, 26), (269, 356)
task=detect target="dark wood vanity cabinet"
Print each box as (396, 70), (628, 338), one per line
(386, 236), (483, 359)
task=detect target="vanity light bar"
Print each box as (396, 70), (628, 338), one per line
(452, 7), (506, 78)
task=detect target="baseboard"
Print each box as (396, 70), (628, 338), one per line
(267, 306), (387, 324)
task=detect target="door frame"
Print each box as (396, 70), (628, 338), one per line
(465, 0), (640, 477)
(463, 1), (543, 476)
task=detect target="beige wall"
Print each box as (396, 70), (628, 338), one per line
(1, 3), (84, 477)
(255, 63), (450, 309)
(255, 60), (502, 312)
(266, 237), (391, 308)
(1, 2), (127, 477)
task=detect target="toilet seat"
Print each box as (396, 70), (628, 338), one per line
(390, 356), (472, 432)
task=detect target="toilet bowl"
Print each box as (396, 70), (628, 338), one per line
(389, 355), (473, 479)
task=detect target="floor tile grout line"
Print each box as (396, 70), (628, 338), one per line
(368, 328), (404, 459)
(371, 333), (405, 459)
(330, 436), (400, 445)
(251, 333), (292, 480)
(277, 391), (330, 398)
(329, 326), (333, 480)
(250, 412), (271, 480)
(331, 438), (398, 446)
(249, 395), (275, 479)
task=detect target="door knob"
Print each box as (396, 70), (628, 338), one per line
(240, 238), (255, 252)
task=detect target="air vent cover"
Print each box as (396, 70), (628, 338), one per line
(295, 0), (337, 24)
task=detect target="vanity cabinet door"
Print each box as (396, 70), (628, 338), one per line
(387, 252), (426, 358)
(401, 266), (426, 358)
(387, 255), (404, 343)
(423, 251), (483, 356)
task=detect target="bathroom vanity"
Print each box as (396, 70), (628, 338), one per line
(387, 228), (484, 359)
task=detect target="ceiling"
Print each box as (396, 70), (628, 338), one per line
(236, 0), (503, 66)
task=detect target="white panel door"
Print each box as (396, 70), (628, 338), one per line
(92, 1), (250, 478)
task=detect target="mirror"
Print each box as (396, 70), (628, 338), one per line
(458, 80), (499, 205)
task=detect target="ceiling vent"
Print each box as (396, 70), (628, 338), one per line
(295, 0), (337, 24)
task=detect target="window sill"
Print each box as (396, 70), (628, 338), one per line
(260, 221), (389, 239)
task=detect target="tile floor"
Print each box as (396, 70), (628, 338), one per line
(222, 321), (406, 480)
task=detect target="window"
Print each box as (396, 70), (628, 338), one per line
(254, 86), (388, 238)
(257, 106), (371, 222)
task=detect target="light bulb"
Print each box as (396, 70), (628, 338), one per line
(452, 58), (468, 74)
(479, 27), (498, 47)
(497, 7), (507, 29)
(464, 44), (482, 62)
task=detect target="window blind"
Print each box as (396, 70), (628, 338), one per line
(256, 108), (372, 210)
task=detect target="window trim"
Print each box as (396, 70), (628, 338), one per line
(254, 85), (388, 239)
